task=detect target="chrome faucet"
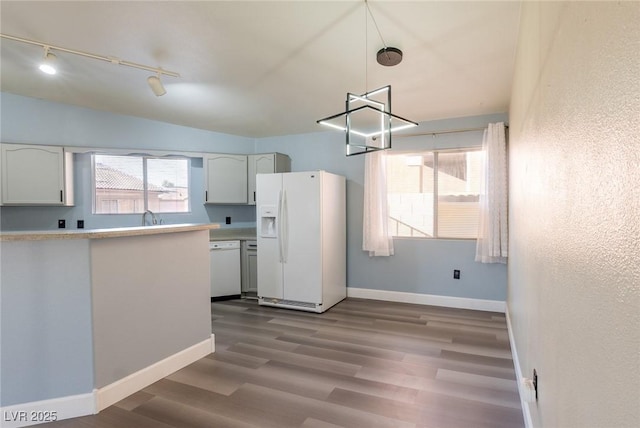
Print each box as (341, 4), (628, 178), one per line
(141, 210), (158, 226)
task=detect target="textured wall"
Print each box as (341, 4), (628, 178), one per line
(508, 2), (640, 427)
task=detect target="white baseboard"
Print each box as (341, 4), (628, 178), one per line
(347, 287), (506, 313)
(1, 334), (216, 427)
(0, 393), (95, 428)
(506, 305), (533, 428)
(1, 334), (216, 428)
(95, 334), (215, 411)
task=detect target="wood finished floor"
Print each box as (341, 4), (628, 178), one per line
(41, 298), (524, 428)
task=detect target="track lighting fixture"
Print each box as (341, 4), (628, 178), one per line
(147, 74), (166, 97)
(39, 47), (57, 75)
(0, 33), (180, 96)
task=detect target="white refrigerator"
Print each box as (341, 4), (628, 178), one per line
(256, 171), (346, 313)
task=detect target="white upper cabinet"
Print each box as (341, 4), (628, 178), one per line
(204, 154), (248, 204)
(204, 152), (291, 205)
(1, 143), (74, 206)
(247, 153), (291, 205)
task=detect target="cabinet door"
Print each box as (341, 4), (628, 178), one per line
(241, 241), (259, 295)
(204, 154), (247, 204)
(247, 251), (258, 294)
(0, 146), (3, 207)
(247, 154), (275, 205)
(1, 144), (69, 205)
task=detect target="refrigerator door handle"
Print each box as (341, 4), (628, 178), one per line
(281, 189), (289, 263)
(277, 189), (284, 263)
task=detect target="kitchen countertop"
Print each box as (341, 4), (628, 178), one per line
(209, 227), (257, 241)
(0, 223), (220, 241)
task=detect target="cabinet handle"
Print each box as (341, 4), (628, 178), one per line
(253, 191), (256, 202)
(60, 190), (63, 203)
(205, 191), (208, 201)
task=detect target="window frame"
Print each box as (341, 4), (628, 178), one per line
(387, 147), (482, 240)
(91, 154), (192, 215)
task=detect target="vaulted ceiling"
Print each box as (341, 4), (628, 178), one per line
(0, 1), (521, 138)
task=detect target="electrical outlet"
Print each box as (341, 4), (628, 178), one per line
(77, 220), (85, 229)
(58, 219), (66, 229)
(453, 269), (461, 279)
(533, 369), (538, 400)
(225, 216), (231, 225)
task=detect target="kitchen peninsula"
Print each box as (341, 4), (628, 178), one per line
(0, 223), (218, 424)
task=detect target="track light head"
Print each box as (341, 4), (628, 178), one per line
(2, 34), (181, 93)
(39, 48), (57, 75)
(147, 74), (166, 96)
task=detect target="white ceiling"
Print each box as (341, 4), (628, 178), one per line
(0, 1), (521, 138)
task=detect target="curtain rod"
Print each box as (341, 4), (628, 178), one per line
(396, 124), (508, 138)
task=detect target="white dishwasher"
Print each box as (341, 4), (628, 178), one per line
(209, 240), (241, 299)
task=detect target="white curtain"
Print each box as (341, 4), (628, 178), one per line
(363, 150), (394, 256)
(475, 122), (508, 263)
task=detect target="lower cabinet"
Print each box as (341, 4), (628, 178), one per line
(241, 240), (258, 298)
(210, 240), (242, 299)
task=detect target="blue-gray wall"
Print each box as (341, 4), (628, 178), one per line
(1, 239), (94, 406)
(0, 92), (509, 409)
(0, 92), (256, 230)
(257, 113), (508, 301)
(1, 92), (507, 301)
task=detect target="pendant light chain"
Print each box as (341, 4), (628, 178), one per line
(365, 0), (368, 94)
(365, 0), (389, 50)
(365, 1), (395, 76)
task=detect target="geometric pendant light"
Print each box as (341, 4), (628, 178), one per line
(317, 85), (418, 156)
(316, 0), (417, 156)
